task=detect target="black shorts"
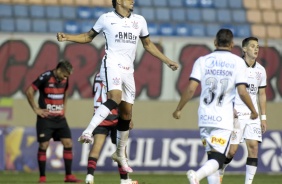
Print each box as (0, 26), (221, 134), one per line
(36, 116), (71, 142)
(92, 126), (117, 144)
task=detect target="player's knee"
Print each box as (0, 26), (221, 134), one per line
(117, 117), (131, 131)
(208, 152), (226, 169)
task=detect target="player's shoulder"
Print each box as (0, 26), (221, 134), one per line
(38, 70), (52, 80)
(255, 61), (265, 70)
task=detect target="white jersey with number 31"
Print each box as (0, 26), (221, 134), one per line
(190, 50), (248, 130)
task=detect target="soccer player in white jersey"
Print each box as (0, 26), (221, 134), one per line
(57, 0), (179, 173)
(172, 29), (258, 184)
(219, 37), (267, 184)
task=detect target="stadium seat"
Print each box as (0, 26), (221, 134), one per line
(30, 5), (45, 18)
(273, 0), (282, 10)
(199, 0), (213, 8)
(232, 9), (246, 23)
(171, 8), (186, 22)
(147, 22), (159, 36)
(137, 0), (152, 7)
(228, 0), (242, 8)
(0, 4), (12, 17)
(236, 24), (251, 37)
(221, 24), (236, 36)
(168, 0), (183, 7)
(104, 0), (112, 7)
(64, 20), (80, 34)
(28, 0), (44, 5)
(133, 7), (140, 15)
(217, 9), (231, 23)
(77, 6), (93, 19)
(44, 0), (57, 5)
(246, 10), (262, 23)
(258, 0), (273, 10)
(175, 23), (190, 36)
(0, 18), (15, 32)
(89, 0), (105, 6)
(187, 8), (201, 22)
(81, 20), (93, 33)
(75, 0), (90, 6)
(140, 7), (155, 22)
(15, 18), (31, 32)
(159, 23), (175, 36)
(262, 10), (277, 24)
(251, 24), (266, 38)
(277, 11), (282, 24)
(152, 0), (168, 7)
(206, 23), (220, 37)
(13, 4), (29, 17)
(61, 6), (76, 19)
(0, 0), (11, 3)
(266, 25), (281, 38)
(155, 7), (170, 22)
(202, 9), (216, 22)
(190, 23), (205, 37)
(12, 0), (27, 3)
(243, 0), (258, 9)
(184, 0), (199, 7)
(48, 19), (64, 33)
(92, 7), (110, 19)
(32, 19), (47, 33)
(46, 6), (61, 19)
(60, 0), (74, 6)
(213, 0), (228, 8)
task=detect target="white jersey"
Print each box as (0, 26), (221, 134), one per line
(234, 61), (267, 120)
(190, 50), (248, 130)
(93, 11), (149, 73)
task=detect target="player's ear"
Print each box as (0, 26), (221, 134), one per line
(214, 39), (217, 47)
(242, 46), (247, 53)
(230, 41), (234, 49)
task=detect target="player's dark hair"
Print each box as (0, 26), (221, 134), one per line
(112, 0), (116, 8)
(57, 60), (73, 74)
(215, 29), (233, 47)
(242, 37), (258, 47)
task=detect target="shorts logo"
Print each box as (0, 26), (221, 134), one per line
(231, 131), (238, 141)
(211, 136), (226, 145)
(202, 139), (207, 147)
(39, 133), (45, 137)
(112, 77), (120, 85)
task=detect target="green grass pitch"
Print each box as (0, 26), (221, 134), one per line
(0, 172), (281, 184)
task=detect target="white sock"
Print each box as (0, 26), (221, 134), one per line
(219, 163), (228, 175)
(116, 130), (129, 157)
(207, 170), (220, 184)
(245, 165), (257, 184)
(83, 104), (110, 134)
(196, 159), (219, 181)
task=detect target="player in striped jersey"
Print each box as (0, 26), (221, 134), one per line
(84, 72), (136, 184)
(219, 37), (267, 184)
(25, 60), (81, 183)
(173, 29), (258, 184)
(57, 0), (179, 173)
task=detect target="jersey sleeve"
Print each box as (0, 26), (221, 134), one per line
(139, 16), (149, 38)
(189, 57), (202, 82)
(235, 58), (248, 85)
(259, 67), (267, 88)
(93, 14), (105, 33)
(32, 71), (51, 90)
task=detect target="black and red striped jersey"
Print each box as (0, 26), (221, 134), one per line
(32, 70), (68, 118)
(93, 72), (118, 126)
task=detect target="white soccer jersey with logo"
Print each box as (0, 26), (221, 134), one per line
(93, 11), (149, 73)
(234, 61), (267, 120)
(190, 50), (248, 130)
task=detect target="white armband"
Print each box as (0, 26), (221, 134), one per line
(261, 115), (266, 121)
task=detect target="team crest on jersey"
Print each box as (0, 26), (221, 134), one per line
(255, 72), (262, 80)
(112, 77), (121, 85)
(132, 21), (139, 29)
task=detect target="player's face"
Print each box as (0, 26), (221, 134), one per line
(121, 0), (134, 12)
(244, 40), (259, 60)
(57, 68), (70, 81)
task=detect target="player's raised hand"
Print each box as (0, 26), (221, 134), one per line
(57, 32), (67, 42)
(167, 61), (179, 71)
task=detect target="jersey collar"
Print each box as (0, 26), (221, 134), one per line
(114, 10), (131, 18)
(243, 59), (256, 68)
(214, 49), (231, 52)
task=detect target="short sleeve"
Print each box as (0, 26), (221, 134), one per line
(235, 58), (248, 85)
(93, 14), (105, 33)
(190, 57), (202, 82)
(259, 68), (267, 87)
(139, 16), (149, 38)
(32, 71), (51, 90)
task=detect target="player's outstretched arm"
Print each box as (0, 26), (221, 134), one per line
(173, 80), (199, 119)
(237, 84), (258, 119)
(57, 29), (99, 43)
(140, 37), (178, 71)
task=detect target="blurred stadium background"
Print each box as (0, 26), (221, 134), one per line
(1, 0), (282, 175)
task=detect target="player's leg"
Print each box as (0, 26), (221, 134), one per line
(244, 122), (261, 184)
(191, 128), (231, 184)
(80, 68), (121, 142)
(36, 117), (52, 183)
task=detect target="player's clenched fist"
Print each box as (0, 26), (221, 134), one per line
(57, 32), (67, 42)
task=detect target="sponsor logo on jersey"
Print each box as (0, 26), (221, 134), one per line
(46, 104), (64, 112)
(118, 64), (130, 70)
(205, 58), (235, 69)
(47, 94), (64, 99)
(115, 32), (137, 44)
(211, 136), (226, 145)
(200, 115), (222, 122)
